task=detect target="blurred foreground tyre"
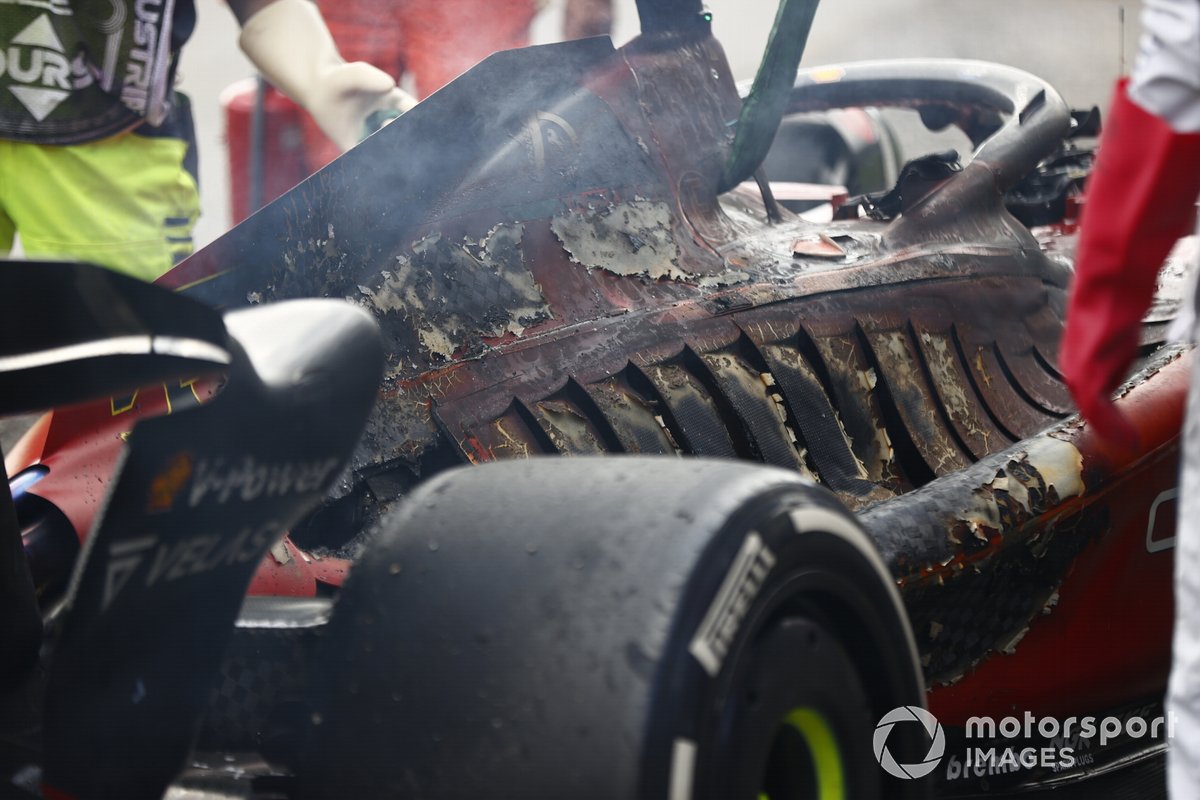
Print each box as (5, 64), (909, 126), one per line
(297, 457), (929, 799)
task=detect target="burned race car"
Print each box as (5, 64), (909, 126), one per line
(0, 0), (1189, 797)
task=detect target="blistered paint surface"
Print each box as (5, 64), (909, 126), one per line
(366, 224), (550, 361)
(552, 201), (687, 280)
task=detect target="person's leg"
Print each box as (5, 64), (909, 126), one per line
(7, 121), (199, 282)
(0, 140), (13, 257)
(0, 209), (13, 260)
(1169, 352), (1200, 796)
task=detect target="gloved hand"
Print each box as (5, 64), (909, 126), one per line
(239, 0), (417, 151)
(1061, 79), (1200, 446)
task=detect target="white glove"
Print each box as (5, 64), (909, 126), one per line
(238, 0), (417, 151)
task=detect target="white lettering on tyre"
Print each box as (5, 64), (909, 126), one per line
(689, 532), (776, 677)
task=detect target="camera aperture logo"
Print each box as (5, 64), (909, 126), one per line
(875, 705), (1175, 782)
(874, 706), (945, 779)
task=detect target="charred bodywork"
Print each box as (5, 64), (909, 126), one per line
(4, 0), (1188, 797)
(169, 52), (1084, 501)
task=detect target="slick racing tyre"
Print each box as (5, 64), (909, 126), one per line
(297, 457), (928, 799)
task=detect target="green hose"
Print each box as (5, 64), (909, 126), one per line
(719, 0), (821, 193)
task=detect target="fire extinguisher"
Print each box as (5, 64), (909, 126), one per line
(220, 77), (311, 224)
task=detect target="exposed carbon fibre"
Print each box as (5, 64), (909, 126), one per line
(202, 624), (315, 751)
(405, 278), (1080, 510)
(585, 373), (678, 455)
(758, 342), (878, 497)
(640, 362), (740, 458)
(699, 350), (813, 475)
(862, 325), (973, 477)
(809, 329), (904, 491)
(912, 325), (1016, 459)
(457, 403), (549, 463)
(162, 31), (1161, 722)
(858, 432), (1092, 683)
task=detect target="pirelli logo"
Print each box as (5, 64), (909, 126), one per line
(689, 532), (776, 677)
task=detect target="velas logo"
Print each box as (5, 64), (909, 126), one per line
(874, 706), (946, 779)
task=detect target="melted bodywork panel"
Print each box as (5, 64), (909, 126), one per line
(157, 28), (1189, 692)
(365, 224), (550, 362)
(809, 329), (902, 490)
(862, 430), (1088, 683)
(914, 327), (1015, 459)
(862, 345), (1187, 684)
(552, 200), (687, 280)
(585, 374), (678, 455)
(159, 43), (1080, 496)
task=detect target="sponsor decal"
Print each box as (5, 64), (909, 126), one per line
(102, 534), (157, 610)
(101, 521), (280, 608)
(0, 13), (91, 120)
(1147, 488), (1178, 553)
(0, 0), (73, 16)
(187, 455), (340, 507)
(689, 532), (776, 676)
(523, 110), (579, 178)
(120, 0), (162, 115)
(147, 451), (193, 513)
(112, 380), (204, 418)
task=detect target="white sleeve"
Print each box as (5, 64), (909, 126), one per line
(1130, 0), (1200, 131)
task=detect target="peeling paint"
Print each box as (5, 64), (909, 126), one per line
(270, 540), (292, 565)
(973, 346), (993, 388)
(870, 329), (965, 475)
(697, 270), (751, 288)
(859, 365), (894, 476)
(702, 353), (815, 478)
(587, 377), (678, 455)
(998, 625), (1029, 655)
(551, 200), (688, 280)
(814, 333), (897, 485)
(922, 331), (991, 450)
(871, 427), (894, 476)
(357, 378), (441, 466)
(653, 415), (684, 453)
(535, 400), (604, 454)
(493, 419), (531, 458)
(883, 331), (909, 362)
(368, 223), (550, 360)
(762, 343), (872, 486)
(1041, 590), (1060, 615)
(1020, 437), (1084, 501)
(949, 438), (1084, 549)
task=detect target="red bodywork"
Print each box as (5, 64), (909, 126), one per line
(5, 28), (1190, 793)
(930, 353), (1185, 724)
(7, 379), (351, 598)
